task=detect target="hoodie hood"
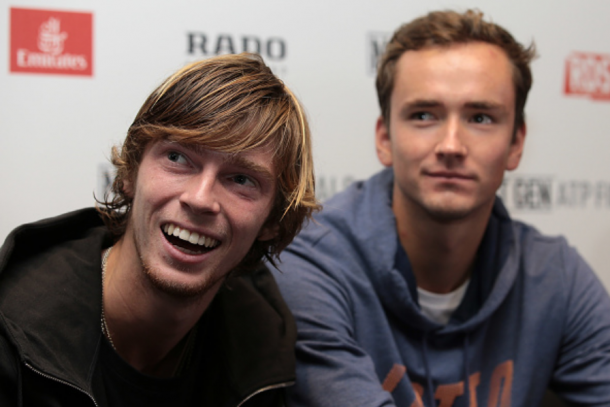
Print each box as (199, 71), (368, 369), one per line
(275, 167), (610, 407)
(313, 168), (520, 335)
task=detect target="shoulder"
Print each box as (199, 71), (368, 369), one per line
(0, 208), (109, 297)
(0, 208), (107, 271)
(505, 217), (609, 319)
(510, 218), (585, 275)
(219, 264), (296, 338)
(280, 169), (397, 271)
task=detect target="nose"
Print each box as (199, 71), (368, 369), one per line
(179, 172), (221, 215)
(434, 116), (468, 158)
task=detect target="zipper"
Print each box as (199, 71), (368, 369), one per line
(24, 362), (99, 407)
(237, 380), (295, 407)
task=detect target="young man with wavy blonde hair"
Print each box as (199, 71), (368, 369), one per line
(0, 53), (319, 406)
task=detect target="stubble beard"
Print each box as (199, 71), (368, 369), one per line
(135, 237), (229, 301)
(399, 183), (475, 224)
(418, 189), (495, 224)
(421, 200), (473, 223)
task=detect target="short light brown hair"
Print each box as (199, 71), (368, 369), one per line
(98, 53), (320, 271)
(376, 9), (536, 132)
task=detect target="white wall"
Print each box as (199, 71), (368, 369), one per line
(3, 0), (610, 288)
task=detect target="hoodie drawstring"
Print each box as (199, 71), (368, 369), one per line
(463, 334), (471, 407)
(421, 332), (472, 407)
(421, 332), (435, 407)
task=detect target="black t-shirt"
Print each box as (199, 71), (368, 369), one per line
(93, 319), (209, 407)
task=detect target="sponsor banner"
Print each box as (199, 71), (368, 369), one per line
(366, 31), (390, 75)
(316, 174), (356, 201)
(318, 173), (610, 212)
(10, 7), (93, 77)
(97, 163), (115, 203)
(499, 175), (610, 212)
(185, 31), (287, 75)
(564, 51), (610, 101)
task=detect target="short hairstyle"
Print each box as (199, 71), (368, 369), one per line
(376, 9), (537, 132)
(98, 53), (320, 271)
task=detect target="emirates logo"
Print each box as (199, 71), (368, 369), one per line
(38, 18), (68, 56)
(10, 8), (93, 77)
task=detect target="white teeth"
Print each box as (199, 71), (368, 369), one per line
(163, 223), (219, 248)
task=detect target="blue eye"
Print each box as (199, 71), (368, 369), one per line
(472, 114), (492, 124)
(231, 175), (255, 187)
(167, 151), (187, 164)
(411, 112), (435, 121)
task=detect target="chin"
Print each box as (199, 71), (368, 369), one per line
(424, 206), (473, 223)
(142, 262), (226, 300)
(420, 197), (479, 223)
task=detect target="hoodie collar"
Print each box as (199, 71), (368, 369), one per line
(352, 169), (520, 334)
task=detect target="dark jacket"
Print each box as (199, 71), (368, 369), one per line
(0, 208), (296, 406)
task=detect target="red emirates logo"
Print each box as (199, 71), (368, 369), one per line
(10, 7), (93, 77)
(564, 52), (610, 101)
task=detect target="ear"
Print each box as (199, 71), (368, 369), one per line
(257, 224), (279, 242)
(506, 123), (526, 171)
(375, 116), (393, 167)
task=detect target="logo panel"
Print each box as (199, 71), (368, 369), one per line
(366, 31), (390, 75)
(186, 32), (288, 76)
(564, 51), (610, 101)
(10, 7), (93, 76)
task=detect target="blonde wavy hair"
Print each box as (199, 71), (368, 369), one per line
(97, 53), (320, 271)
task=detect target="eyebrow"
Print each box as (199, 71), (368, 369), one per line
(223, 154), (275, 180)
(400, 99), (506, 111)
(463, 101), (505, 110)
(403, 99), (441, 109)
(167, 141), (275, 180)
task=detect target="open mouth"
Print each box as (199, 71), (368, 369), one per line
(162, 223), (220, 255)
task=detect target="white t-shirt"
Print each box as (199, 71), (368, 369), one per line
(417, 279), (470, 325)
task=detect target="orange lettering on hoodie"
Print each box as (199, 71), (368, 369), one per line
(487, 360), (513, 407)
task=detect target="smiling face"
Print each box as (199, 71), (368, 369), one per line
(376, 42), (526, 223)
(120, 140), (277, 298)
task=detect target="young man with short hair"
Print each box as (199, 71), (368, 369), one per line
(273, 10), (610, 407)
(0, 53), (319, 406)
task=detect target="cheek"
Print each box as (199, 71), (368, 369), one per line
(475, 145), (512, 180)
(393, 140), (428, 166)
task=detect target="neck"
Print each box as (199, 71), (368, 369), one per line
(101, 239), (221, 377)
(393, 189), (493, 294)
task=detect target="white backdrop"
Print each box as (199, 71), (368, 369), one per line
(2, 0), (610, 288)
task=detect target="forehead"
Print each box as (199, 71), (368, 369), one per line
(392, 42), (516, 108)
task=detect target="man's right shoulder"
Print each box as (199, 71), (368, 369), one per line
(274, 169), (398, 289)
(1, 208), (104, 266)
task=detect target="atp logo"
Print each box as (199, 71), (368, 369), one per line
(10, 8), (93, 77)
